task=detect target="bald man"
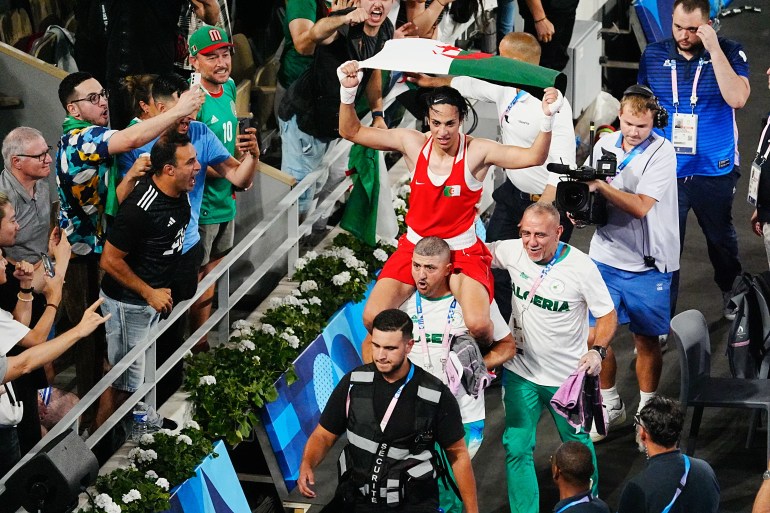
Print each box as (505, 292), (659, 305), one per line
(409, 32), (577, 322)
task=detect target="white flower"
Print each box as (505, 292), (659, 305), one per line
(392, 197), (407, 210)
(105, 503), (121, 513)
(398, 183), (411, 197)
(373, 248), (389, 262)
(156, 428), (175, 436)
(199, 375), (216, 386)
(300, 280), (318, 293)
(294, 257), (307, 271)
(139, 433), (155, 445)
(155, 477), (170, 491)
(284, 327), (295, 336)
(378, 238), (397, 248)
(300, 306), (310, 315)
(281, 332), (300, 349)
(94, 493), (113, 509)
(238, 340), (256, 352)
(268, 297), (283, 308)
(305, 250), (319, 261)
(232, 319), (254, 330)
(356, 267), (368, 276)
(291, 288), (302, 297)
(344, 256), (362, 269)
(183, 420), (200, 430)
(397, 214), (404, 222)
(130, 448), (158, 463)
(176, 434), (193, 445)
(309, 297), (322, 305)
(121, 489), (141, 504)
(260, 323), (276, 335)
(145, 470), (158, 479)
(332, 271), (351, 286)
(253, 355), (261, 364)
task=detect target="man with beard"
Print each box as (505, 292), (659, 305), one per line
(297, 309), (479, 513)
(618, 395), (719, 513)
(278, 0), (395, 217)
(118, 73), (259, 403)
(638, 0), (750, 320)
(94, 133), (197, 427)
(56, 71), (203, 432)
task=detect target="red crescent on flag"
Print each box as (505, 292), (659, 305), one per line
(432, 44), (493, 60)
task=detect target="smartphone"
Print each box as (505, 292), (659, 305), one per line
(190, 72), (202, 90)
(40, 253), (55, 278)
(237, 116), (251, 135)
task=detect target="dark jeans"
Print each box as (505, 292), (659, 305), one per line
(157, 241), (203, 406)
(670, 168), (742, 314)
(486, 180), (574, 322)
(0, 426), (20, 478)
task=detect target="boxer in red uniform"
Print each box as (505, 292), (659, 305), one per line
(337, 60), (563, 346)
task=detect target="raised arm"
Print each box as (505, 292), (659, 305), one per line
(189, 0), (220, 25)
(698, 25), (750, 109)
(107, 88), (205, 154)
(337, 60), (421, 153)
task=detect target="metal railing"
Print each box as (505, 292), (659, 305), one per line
(0, 170), (353, 492)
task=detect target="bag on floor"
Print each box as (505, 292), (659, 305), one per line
(727, 271), (770, 378)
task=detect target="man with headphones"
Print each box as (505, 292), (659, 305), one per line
(584, 85), (679, 442)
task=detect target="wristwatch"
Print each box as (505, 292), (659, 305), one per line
(591, 345), (608, 360)
(762, 470), (770, 480)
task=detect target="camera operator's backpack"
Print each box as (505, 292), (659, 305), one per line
(727, 271), (770, 378)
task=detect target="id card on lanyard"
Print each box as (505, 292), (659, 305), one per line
(671, 59), (706, 155)
(415, 294), (457, 376)
(748, 118), (770, 206)
(513, 242), (565, 352)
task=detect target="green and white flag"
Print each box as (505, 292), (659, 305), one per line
(359, 38), (567, 96)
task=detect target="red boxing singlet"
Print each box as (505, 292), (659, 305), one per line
(406, 133), (481, 240)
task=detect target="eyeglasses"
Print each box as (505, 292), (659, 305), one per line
(17, 145), (52, 163)
(634, 413), (645, 429)
(70, 89), (110, 105)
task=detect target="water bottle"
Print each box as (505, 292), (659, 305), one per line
(132, 402), (148, 442)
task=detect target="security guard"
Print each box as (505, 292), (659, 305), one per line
(298, 309), (479, 513)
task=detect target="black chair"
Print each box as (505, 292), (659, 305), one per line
(671, 309), (770, 462)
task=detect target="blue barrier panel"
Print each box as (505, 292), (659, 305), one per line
(260, 282), (374, 491)
(166, 440), (250, 513)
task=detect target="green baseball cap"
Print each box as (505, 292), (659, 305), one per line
(189, 25), (233, 56)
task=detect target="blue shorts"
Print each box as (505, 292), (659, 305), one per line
(100, 292), (161, 393)
(588, 261), (672, 337)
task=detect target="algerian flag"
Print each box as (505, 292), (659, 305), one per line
(359, 38), (567, 96)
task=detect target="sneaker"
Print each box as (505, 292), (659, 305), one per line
(723, 291), (738, 321)
(590, 400), (627, 443)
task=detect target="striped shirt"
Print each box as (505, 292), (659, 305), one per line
(638, 37), (749, 178)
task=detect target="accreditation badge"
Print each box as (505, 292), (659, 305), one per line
(748, 160), (763, 206)
(511, 315), (526, 356)
(672, 113), (698, 155)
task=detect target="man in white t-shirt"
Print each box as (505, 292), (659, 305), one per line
(409, 31), (577, 323)
(399, 236), (515, 513)
(584, 85), (679, 442)
(487, 202), (616, 513)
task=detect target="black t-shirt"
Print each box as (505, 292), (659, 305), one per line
(552, 491), (611, 513)
(101, 176), (190, 304)
(320, 362), (465, 448)
(617, 451), (720, 513)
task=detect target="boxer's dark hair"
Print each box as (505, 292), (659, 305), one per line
(424, 86), (469, 121)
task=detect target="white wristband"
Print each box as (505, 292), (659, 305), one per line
(540, 115), (554, 133)
(340, 85), (359, 105)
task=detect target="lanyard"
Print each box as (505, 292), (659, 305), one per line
(416, 294), (457, 371)
(616, 135), (655, 170)
(555, 496), (590, 513)
(671, 58), (705, 112)
(379, 363), (415, 432)
(501, 89), (528, 124)
(522, 242), (564, 312)
(661, 455), (691, 513)
(755, 117), (770, 164)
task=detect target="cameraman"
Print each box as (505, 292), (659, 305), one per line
(584, 86), (679, 442)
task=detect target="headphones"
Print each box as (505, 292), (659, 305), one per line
(623, 84), (669, 129)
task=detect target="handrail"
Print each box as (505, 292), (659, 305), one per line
(0, 170), (352, 492)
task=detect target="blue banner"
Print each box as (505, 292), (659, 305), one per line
(260, 282), (373, 491)
(165, 441), (250, 513)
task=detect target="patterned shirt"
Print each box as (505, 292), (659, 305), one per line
(56, 125), (117, 256)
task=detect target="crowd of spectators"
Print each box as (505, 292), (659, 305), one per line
(1, 0), (769, 511)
